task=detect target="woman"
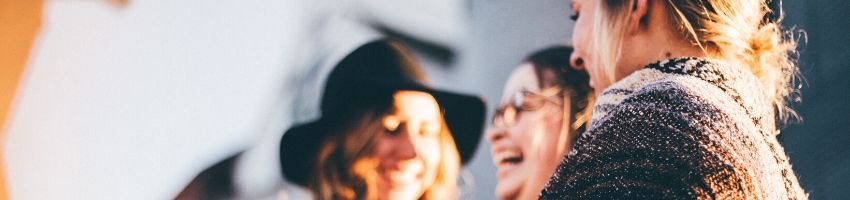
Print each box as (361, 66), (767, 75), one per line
(540, 0), (806, 199)
(279, 40), (486, 200)
(487, 46), (593, 200)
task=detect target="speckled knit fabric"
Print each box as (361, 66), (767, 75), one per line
(539, 58), (807, 199)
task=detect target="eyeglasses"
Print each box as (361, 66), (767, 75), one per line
(492, 87), (564, 128)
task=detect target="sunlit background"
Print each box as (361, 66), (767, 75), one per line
(2, 0), (848, 199)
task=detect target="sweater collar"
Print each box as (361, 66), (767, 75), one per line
(591, 57), (772, 133)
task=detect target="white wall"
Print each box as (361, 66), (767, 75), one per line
(5, 0), (307, 199)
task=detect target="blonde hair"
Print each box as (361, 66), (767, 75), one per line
(571, 93), (596, 130)
(592, 0), (801, 126)
(310, 111), (460, 200)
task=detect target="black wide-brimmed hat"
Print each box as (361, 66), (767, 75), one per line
(279, 40), (486, 186)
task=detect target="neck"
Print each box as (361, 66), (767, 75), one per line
(621, 32), (707, 78)
(627, 0), (709, 71)
(656, 39), (707, 60)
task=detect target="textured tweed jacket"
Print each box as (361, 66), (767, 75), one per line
(539, 58), (807, 199)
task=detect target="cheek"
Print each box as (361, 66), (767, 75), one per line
(544, 109), (563, 131)
(510, 117), (538, 146)
(573, 19), (602, 85)
(372, 136), (393, 160)
(538, 111), (566, 158)
(521, 110), (569, 166)
(588, 65), (607, 89)
(512, 114), (552, 154)
(419, 139), (443, 169)
(571, 3), (595, 56)
(572, 21), (590, 54)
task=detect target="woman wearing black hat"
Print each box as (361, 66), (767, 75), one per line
(279, 40), (485, 200)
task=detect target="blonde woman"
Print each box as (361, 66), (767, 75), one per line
(540, 0), (806, 199)
(279, 40), (485, 200)
(488, 46), (593, 200)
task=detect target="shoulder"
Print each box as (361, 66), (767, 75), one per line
(589, 67), (736, 135)
(592, 57), (772, 132)
(584, 67), (746, 158)
(540, 68), (750, 199)
(587, 76), (733, 149)
(541, 58), (805, 199)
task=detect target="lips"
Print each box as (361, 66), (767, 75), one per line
(492, 149), (524, 166)
(378, 163), (423, 186)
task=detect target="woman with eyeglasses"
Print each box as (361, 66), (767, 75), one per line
(486, 46), (593, 200)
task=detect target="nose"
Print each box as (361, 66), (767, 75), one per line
(570, 51), (584, 70)
(394, 129), (419, 161)
(486, 126), (508, 143)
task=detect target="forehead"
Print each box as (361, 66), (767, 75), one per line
(571, 0), (593, 9)
(391, 90), (440, 117)
(501, 63), (541, 102)
(571, 0), (587, 5)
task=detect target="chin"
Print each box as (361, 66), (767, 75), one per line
(495, 183), (521, 200)
(382, 185), (424, 200)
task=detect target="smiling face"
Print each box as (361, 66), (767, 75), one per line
(487, 64), (575, 200)
(371, 90), (445, 200)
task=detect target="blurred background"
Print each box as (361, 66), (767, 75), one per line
(1, 0), (848, 199)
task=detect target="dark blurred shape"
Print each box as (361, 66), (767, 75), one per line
(174, 154), (238, 200)
(379, 26), (456, 66)
(766, 0), (782, 22)
(778, 0), (850, 199)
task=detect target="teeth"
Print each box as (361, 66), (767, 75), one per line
(380, 167), (421, 184)
(492, 150), (523, 165)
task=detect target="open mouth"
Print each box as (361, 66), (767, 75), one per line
(381, 170), (418, 186)
(493, 149), (524, 167)
(378, 163), (424, 186)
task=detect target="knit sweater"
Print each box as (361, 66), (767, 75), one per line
(539, 58), (807, 199)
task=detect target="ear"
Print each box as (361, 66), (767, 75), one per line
(628, 0), (649, 34)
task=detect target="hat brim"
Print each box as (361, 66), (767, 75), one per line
(279, 86), (486, 186)
(420, 88), (487, 166)
(279, 120), (327, 186)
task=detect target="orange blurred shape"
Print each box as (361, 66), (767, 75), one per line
(0, 0), (44, 199)
(108, 0), (129, 8)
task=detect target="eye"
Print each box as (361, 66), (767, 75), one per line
(512, 91), (529, 109)
(569, 3), (580, 21)
(516, 91), (542, 110)
(420, 122), (440, 137)
(382, 117), (401, 135)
